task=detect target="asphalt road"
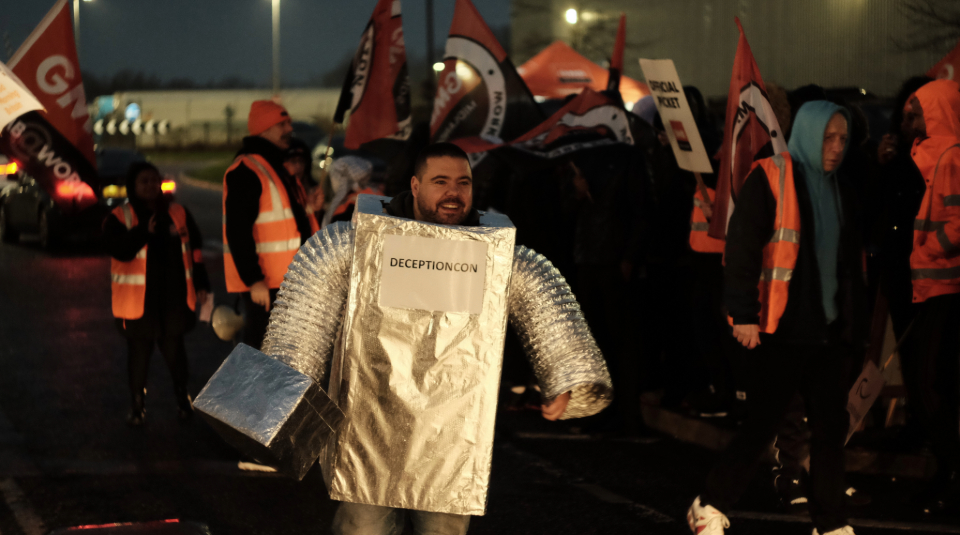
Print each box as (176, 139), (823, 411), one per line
(0, 177), (956, 534)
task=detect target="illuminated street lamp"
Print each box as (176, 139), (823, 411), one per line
(73, 0), (93, 57)
(272, 0), (280, 95)
(432, 62), (445, 73)
(565, 8), (578, 25)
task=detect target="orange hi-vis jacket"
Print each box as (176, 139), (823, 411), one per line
(689, 187), (726, 254)
(110, 202), (199, 319)
(332, 187), (377, 219)
(910, 80), (960, 303)
(222, 154), (319, 293)
(749, 152), (802, 334)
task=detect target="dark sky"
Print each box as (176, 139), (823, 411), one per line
(2, 0), (512, 86)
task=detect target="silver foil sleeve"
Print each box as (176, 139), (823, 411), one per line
(508, 246), (613, 420)
(261, 222), (355, 386)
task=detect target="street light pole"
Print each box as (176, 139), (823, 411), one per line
(73, 0), (80, 57)
(272, 0), (280, 96)
(425, 0), (435, 80)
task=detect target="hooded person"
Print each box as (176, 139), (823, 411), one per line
(323, 155), (375, 226)
(904, 78), (960, 512)
(687, 101), (867, 535)
(222, 100), (321, 350)
(103, 161), (210, 425)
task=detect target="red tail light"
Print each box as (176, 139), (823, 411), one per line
(56, 181), (96, 200)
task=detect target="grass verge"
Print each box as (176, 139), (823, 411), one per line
(191, 159), (234, 184)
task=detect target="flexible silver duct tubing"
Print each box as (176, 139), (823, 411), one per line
(261, 222), (354, 386)
(508, 246), (613, 420)
(261, 225), (612, 421)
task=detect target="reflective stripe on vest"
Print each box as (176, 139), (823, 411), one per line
(911, 143), (960, 302)
(689, 187), (726, 254)
(755, 153), (801, 334)
(222, 154), (302, 292)
(110, 202), (196, 319)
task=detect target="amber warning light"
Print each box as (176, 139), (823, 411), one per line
(161, 179), (176, 194)
(0, 162), (18, 176)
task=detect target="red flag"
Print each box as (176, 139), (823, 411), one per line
(430, 0), (542, 166)
(8, 0), (95, 167)
(928, 37), (960, 81)
(334, 0), (411, 149)
(709, 17), (788, 240)
(607, 14), (626, 92)
(453, 88), (633, 158)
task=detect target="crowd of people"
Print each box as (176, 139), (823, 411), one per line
(102, 74), (960, 534)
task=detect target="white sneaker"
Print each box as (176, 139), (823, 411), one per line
(687, 496), (730, 534)
(812, 527), (855, 535)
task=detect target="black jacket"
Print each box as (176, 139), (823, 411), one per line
(104, 199), (210, 336)
(725, 164), (867, 347)
(224, 136), (314, 287)
(385, 190), (481, 226)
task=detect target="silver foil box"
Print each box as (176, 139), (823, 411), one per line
(194, 343), (344, 480)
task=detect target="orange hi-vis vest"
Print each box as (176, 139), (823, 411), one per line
(752, 152), (802, 334)
(222, 154), (319, 293)
(689, 187), (726, 254)
(110, 202), (198, 319)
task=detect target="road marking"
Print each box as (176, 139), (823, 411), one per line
(729, 511), (960, 533)
(499, 442), (674, 524)
(24, 459), (281, 478)
(0, 478), (45, 535)
(179, 173), (223, 192)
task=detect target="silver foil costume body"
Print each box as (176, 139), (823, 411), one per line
(207, 195), (611, 516)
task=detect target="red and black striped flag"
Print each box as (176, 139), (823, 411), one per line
(334, 0), (411, 149)
(430, 0), (543, 166)
(710, 17), (787, 240)
(0, 0), (98, 213)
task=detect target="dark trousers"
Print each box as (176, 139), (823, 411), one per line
(126, 333), (188, 401)
(775, 393), (811, 480)
(910, 293), (960, 475)
(701, 342), (851, 532)
(577, 263), (643, 433)
(241, 289), (279, 350)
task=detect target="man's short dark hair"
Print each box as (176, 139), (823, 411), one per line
(413, 143), (471, 180)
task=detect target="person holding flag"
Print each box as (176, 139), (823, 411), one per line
(687, 101), (867, 535)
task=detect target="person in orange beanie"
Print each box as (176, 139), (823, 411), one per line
(221, 100), (323, 349)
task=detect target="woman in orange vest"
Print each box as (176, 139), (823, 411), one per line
(104, 162), (209, 426)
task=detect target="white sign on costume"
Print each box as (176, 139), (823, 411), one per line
(638, 58), (713, 174)
(380, 234), (488, 314)
(0, 61), (44, 132)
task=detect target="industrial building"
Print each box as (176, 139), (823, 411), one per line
(511, 0), (953, 98)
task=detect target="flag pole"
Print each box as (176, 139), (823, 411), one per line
(317, 121), (339, 189)
(694, 172), (712, 211)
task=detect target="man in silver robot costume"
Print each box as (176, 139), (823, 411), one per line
(201, 143), (612, 534)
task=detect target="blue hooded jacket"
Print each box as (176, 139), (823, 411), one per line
(786, 101), (850, 323)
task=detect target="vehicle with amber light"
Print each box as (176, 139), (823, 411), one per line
(0, 148), (175, 249)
